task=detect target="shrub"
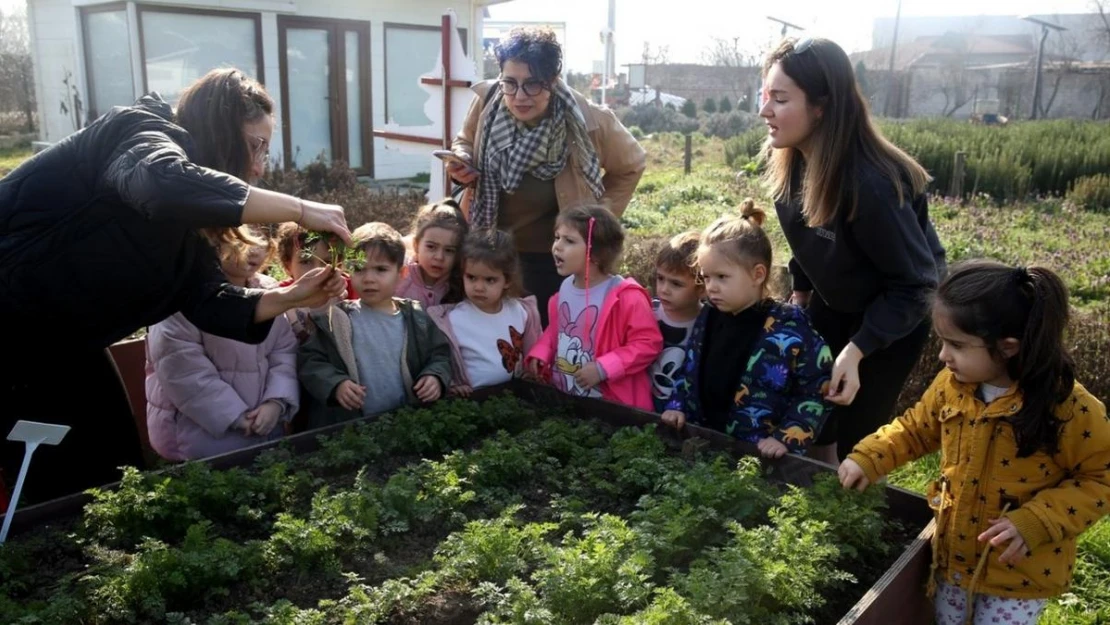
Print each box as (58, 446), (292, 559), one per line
(617, 104), (700, 135)
(723, 119), (1110, 204)
(699, 110), (759, 139)
(681, 99), (697, 118)
(895, 307), (1110, 418)
(1068, 174), (1110, 213)
(260, 159), (425, 231)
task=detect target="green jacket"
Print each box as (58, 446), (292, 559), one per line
(297, 298), (453, 429)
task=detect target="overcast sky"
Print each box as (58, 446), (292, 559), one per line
(0, 0), (1095, 71)
(487, 0), (1096, 72)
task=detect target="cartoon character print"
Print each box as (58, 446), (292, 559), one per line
(497, 326), (525, 375)
(554, 302), (601, 398)
(651, 322), (690, 404)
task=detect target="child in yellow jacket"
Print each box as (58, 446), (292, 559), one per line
(839, 260), (1109, 625)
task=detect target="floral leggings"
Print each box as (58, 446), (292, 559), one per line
(934, 582), (1047, 625)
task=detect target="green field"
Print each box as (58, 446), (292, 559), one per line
(0, 144), (32, 177)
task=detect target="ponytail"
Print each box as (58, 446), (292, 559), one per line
(698, 198), (773, 270)
(738, 198), (766, 227)
(936, 261), (1075, 456)
(1009, 267), (1075, 457)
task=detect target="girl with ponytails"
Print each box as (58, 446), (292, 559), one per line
(526, 204), (662, 410)
(840, 260), (1110, 625)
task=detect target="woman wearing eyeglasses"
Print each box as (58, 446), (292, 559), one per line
(0, 68), (351, 504)
(759, 37), (947, 463)
(448, 26), (646, 324)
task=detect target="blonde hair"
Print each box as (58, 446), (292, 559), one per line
(203, 225), (272, 268)
(760, 37), (930, 228)
(697, 199), (772, 294)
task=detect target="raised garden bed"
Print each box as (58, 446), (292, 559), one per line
(0, 382), (934, 625)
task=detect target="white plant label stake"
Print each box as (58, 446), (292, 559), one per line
(0, 420), (71, 543)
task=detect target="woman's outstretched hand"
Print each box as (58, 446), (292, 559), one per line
(254, 265), (346, 323)
(298, 199), (352, 246)
(285, 265), (347, 310)
(827, 342), (864, 406)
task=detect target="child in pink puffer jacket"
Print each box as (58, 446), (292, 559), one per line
(145, 229), (299, 461)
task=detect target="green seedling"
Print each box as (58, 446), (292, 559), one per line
(299, 232), (367, 273)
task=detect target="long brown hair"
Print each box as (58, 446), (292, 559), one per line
(176, 67), (273, 180)
(761, 37), (931, 228)
(177, 68), (273, 255)
(935, 260), (1075, 457)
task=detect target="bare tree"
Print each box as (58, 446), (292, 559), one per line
(700, 37), (765, 110)
(1039, 29), (1087, 118)
(0, 8), (35, 132)
(642, 41), (669, 66)
(701, 37), (764, 69)
(1081, 72), (1110, 118)
(934, 35), (980, 117)
(1093, 1), (1110, 57)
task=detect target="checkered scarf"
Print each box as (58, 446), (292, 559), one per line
(472, 80), (604, 231)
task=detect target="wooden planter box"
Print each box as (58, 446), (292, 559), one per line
(5, 339), (937, 625)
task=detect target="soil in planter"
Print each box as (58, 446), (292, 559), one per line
(0, 394), (923, 625)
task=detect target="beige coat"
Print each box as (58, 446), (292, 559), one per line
(453, 80), (646, 218)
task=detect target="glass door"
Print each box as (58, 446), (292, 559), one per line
(278, 17), (371, 174)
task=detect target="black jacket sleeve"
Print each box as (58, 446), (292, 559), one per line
(100, 117), (250, 228)
(178, 237), (273, 344)
(848, 177), (940, 356)
(788, 257), (814, 292)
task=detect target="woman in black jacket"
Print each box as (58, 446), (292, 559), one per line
(0, 68), (350, 503)
(759, 38), (947, 462)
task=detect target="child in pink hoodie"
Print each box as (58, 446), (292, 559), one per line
(526, 205), (663, 411)
(396, 199), (468, 308)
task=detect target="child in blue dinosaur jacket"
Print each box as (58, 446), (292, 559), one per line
(661, 200), (833, 458)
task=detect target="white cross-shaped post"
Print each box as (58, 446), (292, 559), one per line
(0, 420), (71, 543)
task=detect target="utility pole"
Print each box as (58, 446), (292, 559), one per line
(1021, 15), (1067, 120)
(884, 0), (903, 116)
(600, 0), (616, 105)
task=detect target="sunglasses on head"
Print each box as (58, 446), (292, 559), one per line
(792, 37), (815, 55)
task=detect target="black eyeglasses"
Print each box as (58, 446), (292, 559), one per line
(792, 37), (815, 55)
(498, 78), (549, 97)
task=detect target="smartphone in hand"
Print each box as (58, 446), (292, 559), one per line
(432, 150), (479, 172)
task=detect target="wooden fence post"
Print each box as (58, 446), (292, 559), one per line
(684, 134), (692, 175)
(950, 151), (966, 199)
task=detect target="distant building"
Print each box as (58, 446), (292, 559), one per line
(852, 14), (1110, 119)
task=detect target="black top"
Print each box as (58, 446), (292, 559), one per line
(0, 94), (271, 350)
(775, 158), (946, 356)
(699, 302), (768, 432)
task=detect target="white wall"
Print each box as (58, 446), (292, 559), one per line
(29, 0), (481, 180)
(29, 0), (82, 142)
